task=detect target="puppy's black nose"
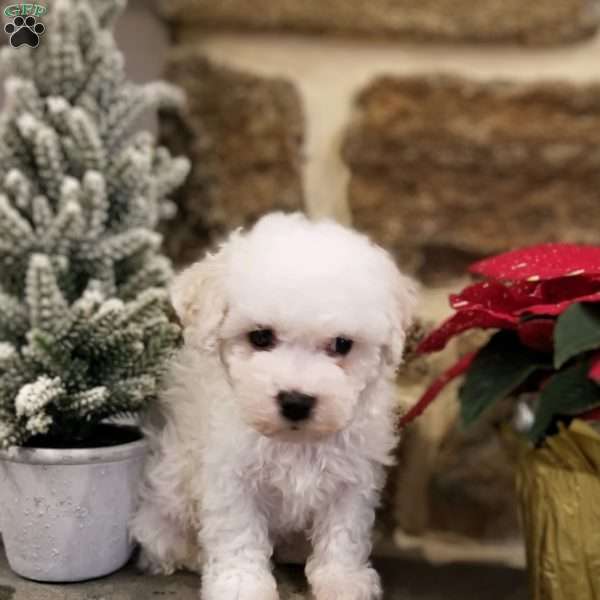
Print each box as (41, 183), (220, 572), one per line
(277, 391), (316, 422)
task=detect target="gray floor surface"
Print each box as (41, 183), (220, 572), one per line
(0, 549), (528, 600)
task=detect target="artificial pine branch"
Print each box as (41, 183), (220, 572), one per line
(0, 0), (190, 448)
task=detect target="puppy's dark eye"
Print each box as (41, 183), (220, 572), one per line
(328, 337), (353, 356)
(248, 329), (276, 350)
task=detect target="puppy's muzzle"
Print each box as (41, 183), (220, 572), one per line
(277, 391), (316, 422)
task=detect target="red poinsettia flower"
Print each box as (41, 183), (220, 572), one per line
(417, 244), (600, 354)
(401, 243), (600, 430)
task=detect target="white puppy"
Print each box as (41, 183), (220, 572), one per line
(131, 213), (417, 600)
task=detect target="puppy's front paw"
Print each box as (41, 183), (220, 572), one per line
(201, 567), (279, 600)
(137, 547), (176, 576)
(309, 564), (382, 600)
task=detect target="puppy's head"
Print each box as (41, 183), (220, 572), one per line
(171, 213), (417, 441)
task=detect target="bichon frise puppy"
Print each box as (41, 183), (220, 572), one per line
(131, 213), (417, 600)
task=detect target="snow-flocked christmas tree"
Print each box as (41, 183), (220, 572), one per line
(0, 0), (190, 448)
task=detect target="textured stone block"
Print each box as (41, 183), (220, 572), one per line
(343, 75), (600, 283)
(158, 0), (600, 45)
(159, 49), (305, 265)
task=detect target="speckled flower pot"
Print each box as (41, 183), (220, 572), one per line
(0, 434), (147, 582)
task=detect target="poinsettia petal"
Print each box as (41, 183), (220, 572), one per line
(580, 406), (600, 421)
(538, 276), (600, 304)
(399, 352), (477, 428)
(417, 309), (517, 354)
(470, 243), (600, 282)
(450, 281), (508, 309)
(450, 280), (534, 313)
(511, 280), (547, 302)
(517, 292), (600, 317)
(589, 352), (600, 383)
(517, 318), (555, 352)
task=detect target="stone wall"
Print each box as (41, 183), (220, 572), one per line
(157, 29), (600, 274)
(154, 0), (600, 563)
(159, 49), (304, 264)
(159, 0), (600, 45)
(343, 75), (600, 283)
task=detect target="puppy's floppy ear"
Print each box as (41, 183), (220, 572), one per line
(170, 248), (228, 351)
(385, 268), (419, 368)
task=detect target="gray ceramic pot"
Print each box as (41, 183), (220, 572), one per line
(0, 435), (147, 582)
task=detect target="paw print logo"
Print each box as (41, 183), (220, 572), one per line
(5, 15), (45, 48)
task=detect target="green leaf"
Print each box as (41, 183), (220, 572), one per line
(530, 362), (600, 442)
(554, 303), (600, 369)
(459, 331), (551, 426)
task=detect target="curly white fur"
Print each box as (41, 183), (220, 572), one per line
(131, 213), (418, 600)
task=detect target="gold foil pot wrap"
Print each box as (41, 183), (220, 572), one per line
(515, 420), (600, 600)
